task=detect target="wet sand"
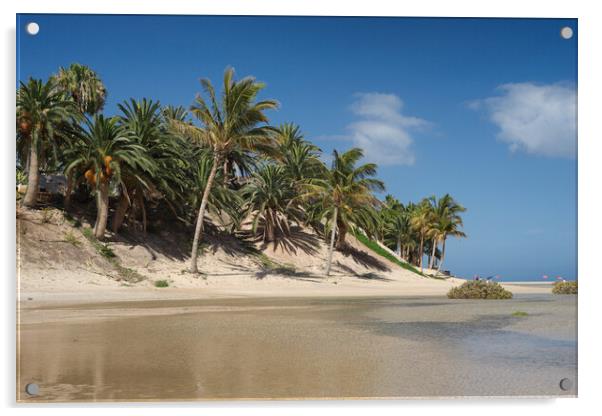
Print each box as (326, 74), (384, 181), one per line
(17, 294), (577, 401)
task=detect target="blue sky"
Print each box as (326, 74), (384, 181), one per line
(16, 15), (577, 281)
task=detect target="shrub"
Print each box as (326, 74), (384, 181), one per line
(63, 231), (81, 247)
(81, 227), (116, 258)
(155, 280), (169, 288)
(552, 281), (577, 295)
(40, 207), (54, 224)
(447, 280), (513, 299)
(512, 311), (528, 317)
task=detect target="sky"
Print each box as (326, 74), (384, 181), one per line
(16, 14), (578, 281)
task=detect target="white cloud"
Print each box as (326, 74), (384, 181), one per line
(338, 93), (428, 166)
(476, 83), (577, 158)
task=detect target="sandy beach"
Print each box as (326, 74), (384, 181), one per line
(17, 208), (571, 402)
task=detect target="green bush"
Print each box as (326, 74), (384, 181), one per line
(154, 280), (169, 288)
(447, 280), (513, 299)
(63, 231), (81, 247)
(552, 280), (577, 295)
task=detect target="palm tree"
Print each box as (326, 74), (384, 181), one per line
(275, 123), (325, 188)
(53, 63), (107, 115)
(53, 65), (106, 210)
(112, 98), (190, 233)
(242, 164), (303, 243)
(302, 148), (384, 275)
(66, 115), (154, 239)
(434, 194), (467, 272)
(410, 198), (436, 273)
(188, 149), (243, 233)
(17, 78), (78, 207)
(170, 67), (278, 273)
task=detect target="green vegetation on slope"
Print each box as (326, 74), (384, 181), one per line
(353, 230), (424, 276)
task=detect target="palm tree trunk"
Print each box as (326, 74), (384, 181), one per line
(190, 154), (220, 274)
(223, 159), (229, 185)
(437, 237), (447, 273)
(419, 233), (425, 274)
(22, 142), (40, 207)
(396, 238), (401, 257)
(325, 207), (338, 276)
(336, 221), (347, 249)
(63, 171), (74, 210)
(137, 190), (147, 234)
(112, 192), (130, 233)
(94, 180), (110, 239)
(429, 239), (437, 269)
(266, 209), (276, 242)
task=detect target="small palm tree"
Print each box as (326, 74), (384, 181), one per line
(17, 78), (78, 207)
(302, 148), (384, 275)
(66, 115), (154, 239)
(242, 164), (303, 242)
(170, 67), (278, 273)
(53, 63), (107, 115)
(275, 123), (325, 188)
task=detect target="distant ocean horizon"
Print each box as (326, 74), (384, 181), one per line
(452, 274), (576, 282)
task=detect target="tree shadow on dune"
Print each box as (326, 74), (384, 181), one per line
(338, 244), (391, 272)
(334, 263), (392, 281)
(237, 225), (321, 256)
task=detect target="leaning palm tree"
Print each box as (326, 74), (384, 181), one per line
(170, 67), (278, 273)
(53, 63), (107, 115)
(66, 115), (154, 239)
(302, 148), (384, 275)
(17, 78), (78, 207)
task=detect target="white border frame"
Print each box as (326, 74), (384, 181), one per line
(2, 1), (600, 415)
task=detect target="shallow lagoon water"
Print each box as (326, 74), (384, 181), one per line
(18, 294), (577, 401)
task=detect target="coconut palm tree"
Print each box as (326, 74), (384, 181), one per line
(17, 78), (79, 207)
(169, 67), (278, 273)
(242, 164), (304, 243)
(410, 198), (436, 273)
(302, 148), (384, 275)
(434, 195), (467, 272)
(66, 115), (154, 239)
(53, 63), (107, 115)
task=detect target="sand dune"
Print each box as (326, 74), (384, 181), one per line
(17, 207), (549, 306)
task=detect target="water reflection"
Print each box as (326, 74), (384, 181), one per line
(18, 296), (577, 401)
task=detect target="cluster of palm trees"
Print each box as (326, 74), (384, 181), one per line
(377, 194), (467, 274)
(16, 64), (466, 276)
